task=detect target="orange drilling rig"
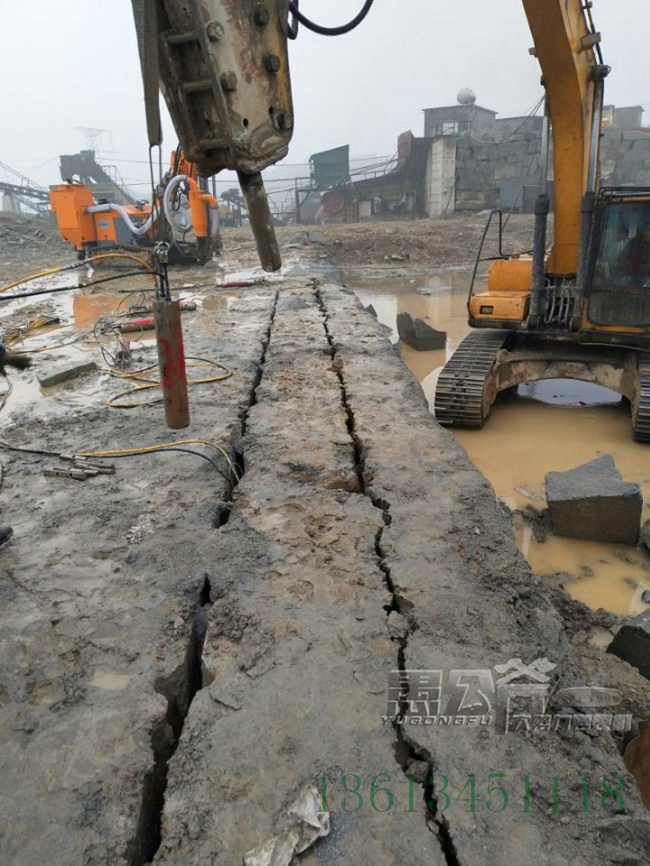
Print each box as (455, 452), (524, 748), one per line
(50, 147), (220, 264)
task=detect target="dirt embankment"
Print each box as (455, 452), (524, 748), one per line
(0, 212), (70, 278)
(221, 214), (540, 271)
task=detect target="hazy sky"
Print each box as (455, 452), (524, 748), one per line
(2, 0), (649, 192)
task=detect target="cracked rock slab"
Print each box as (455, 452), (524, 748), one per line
(0, 287), (278, 866)
(155, 286), (445, 864)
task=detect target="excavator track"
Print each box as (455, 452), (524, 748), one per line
(434, 330), (510, 428)
(632, 354), (650, 443)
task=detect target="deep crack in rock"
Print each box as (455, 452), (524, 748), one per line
(127, 293), (280, 863)
(315, 282), (460, 864)
(314, 283), (365, 496)
(125, 576), (212, 865)
(211, 291), (279, 528)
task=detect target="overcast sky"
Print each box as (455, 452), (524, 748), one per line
(2, 0), (648, 192)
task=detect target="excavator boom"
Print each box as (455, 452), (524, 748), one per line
(521, 0), (607, 275)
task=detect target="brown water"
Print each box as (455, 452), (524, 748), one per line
(73, 292), (133, 329)
(352, 270), (650, 617)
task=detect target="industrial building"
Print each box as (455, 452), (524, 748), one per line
(321, 95), (650, 222)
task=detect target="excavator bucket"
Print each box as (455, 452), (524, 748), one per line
(132, 0), (292, 270)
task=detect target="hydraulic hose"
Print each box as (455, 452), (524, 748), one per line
(87, 202), (155, 237)
(288, 0), (374, 36)
(162, 174), (191, 233)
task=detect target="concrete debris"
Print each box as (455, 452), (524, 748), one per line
(607, 609), (650, 680)
(0, 212), (68, 254)
(37, 360), (98, 388)
(545, 455), (643, 544)
(364, 305), (392, 333)
(404, 759), (429, 783)
(211, 690), (242, 710)
(387, 610), (409, 640)
(243, 785), (330, 866)
(305, 231), (327, 246)
(514, 485), (546, 502)
(396, 312), (446, 351)
(641, 519), (650, 552)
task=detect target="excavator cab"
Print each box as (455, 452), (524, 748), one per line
(584, 189), (650, 338)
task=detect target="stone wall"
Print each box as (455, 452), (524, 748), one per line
(602, 130), (650, 186)
(456, 133), (544, 211)
(431, 127), (650, 215)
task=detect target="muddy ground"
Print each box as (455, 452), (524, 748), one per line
(0, 215), (649, 865)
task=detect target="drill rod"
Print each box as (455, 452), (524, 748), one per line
(237, 171), (282, 272)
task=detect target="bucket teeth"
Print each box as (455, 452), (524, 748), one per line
(434, 331), (509, 428)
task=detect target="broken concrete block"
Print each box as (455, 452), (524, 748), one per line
(37, 360), (98, 388)
(607, 609), (650, 681)
(396, 312), (446, 351)
(545, 455), (642, 544)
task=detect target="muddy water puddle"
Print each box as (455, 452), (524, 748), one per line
(351, 270), (650, 617)
(0, 272), (205, 422)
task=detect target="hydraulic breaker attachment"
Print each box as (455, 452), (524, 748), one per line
(132, 0), (292, 270)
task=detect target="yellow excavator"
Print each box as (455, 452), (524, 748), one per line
(132, 0), (650, 440)
(434, 0), (650, 442)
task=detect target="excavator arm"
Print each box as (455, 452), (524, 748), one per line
(521, 0), (608, 276)
(470, 0), (615, 328)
